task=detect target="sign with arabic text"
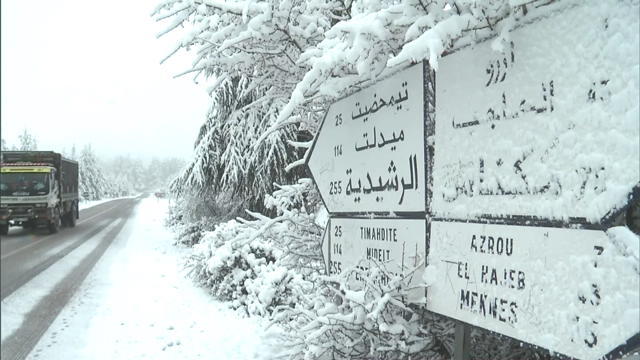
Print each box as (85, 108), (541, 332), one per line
(328, 217), (426, 303)
(307, 63), (426, 214)
(431, 3), (639, 223)
(426, 220), (640, 360)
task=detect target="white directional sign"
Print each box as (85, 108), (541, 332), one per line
(328, 218), (426, 303)
(431, 2), (639, 223)
(426, 221), (640, 360)
(307, 63), (426, 214)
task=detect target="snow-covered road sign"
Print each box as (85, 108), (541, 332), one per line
(426, 221), (640, 360)
(327, 217), (426, 303)
(430, 2), (639, 225)
(307, 63), (426, 214)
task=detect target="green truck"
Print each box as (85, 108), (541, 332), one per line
(0, 151), (79, 235)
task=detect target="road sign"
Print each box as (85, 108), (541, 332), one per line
(307, 62), (426, 214)
(430, 2), (639, 224)
(426, 221), (640, 359)
(328, 217), (426, 303)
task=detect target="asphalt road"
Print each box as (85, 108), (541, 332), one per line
(0, 196), (141, 360)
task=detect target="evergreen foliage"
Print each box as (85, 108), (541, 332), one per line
(78, 145), (114, 200)
(171, 75), (303, 211)
(17, 129), (38, 151)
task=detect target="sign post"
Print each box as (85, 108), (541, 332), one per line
(453, 322), (470, 360)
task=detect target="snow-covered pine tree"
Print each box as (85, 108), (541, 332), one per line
(78, 144), (114, 200)
(17, 129), (38, 151)
(145, 157), (184, 190)
(172, 75), (302, 212)
(102, 155), (147, 194)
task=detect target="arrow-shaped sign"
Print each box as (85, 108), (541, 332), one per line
(328, 217), (427, 303)
(306, 62), (427, 214)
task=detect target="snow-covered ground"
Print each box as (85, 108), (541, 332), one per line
(8, 197), (275, 359)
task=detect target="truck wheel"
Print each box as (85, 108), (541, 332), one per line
(22, 221), (35, 230)
(0, 224), (8, 236)
(627, 197), (640, 235)
(67, 206), (77, 227)
(48, 208), (61, 234)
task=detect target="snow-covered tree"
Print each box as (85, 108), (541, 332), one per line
(145, 157), (185, 190)
(172, 75), (303, 211)
(102, 155), (146, 194)
(0, 138), (7, 151)
(79, 144), (114, 200)
(18, 129), (37, 151)
(70, 144), (77, 160)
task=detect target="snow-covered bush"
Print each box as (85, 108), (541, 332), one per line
(188, 219), (313, 316)
(182, 178), (323, 315)
(175, 219), (217, 246)
(272, 264), (455, 360)
(167, 189), (250, 246)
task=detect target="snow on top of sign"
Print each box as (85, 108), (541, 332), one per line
(431, 0), (639, 223)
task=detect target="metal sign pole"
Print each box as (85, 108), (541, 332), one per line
(454, 322), (470, 360)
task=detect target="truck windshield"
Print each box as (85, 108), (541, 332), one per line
(0, 172), (50, 196)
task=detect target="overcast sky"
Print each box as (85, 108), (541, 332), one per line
(1, 0), (209, 161)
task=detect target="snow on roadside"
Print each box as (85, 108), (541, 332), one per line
(28, 197), (274, 360)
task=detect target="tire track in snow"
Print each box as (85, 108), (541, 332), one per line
(1, 201), (136, 360)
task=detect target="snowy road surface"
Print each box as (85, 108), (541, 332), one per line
(1, 198), (138, 300)
(1, 196), (272, 360)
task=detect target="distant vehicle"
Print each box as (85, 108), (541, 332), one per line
(154, 190), (166, 198)
(0, 151), (79, 235)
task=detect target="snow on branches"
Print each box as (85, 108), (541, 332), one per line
(184, 178), (323, 316)
(170, 75), (302, 210)
(271, 263), (455, 360)
(155, 0), (565, 144)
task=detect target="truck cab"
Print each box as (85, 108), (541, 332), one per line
(0, 152), (79, 235)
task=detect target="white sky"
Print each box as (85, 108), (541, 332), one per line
(1, 0), (210, 161)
